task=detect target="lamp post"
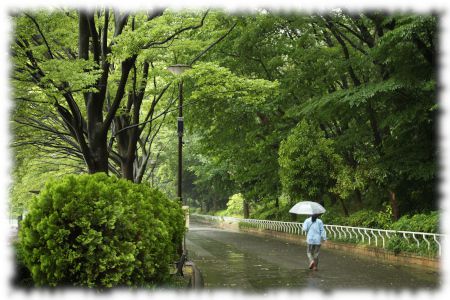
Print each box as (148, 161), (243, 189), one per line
(149, 159), (156, 187)
(167, 64), (191, 273)
(167, 64), (191, 205)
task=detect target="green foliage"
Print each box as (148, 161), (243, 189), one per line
(391, 211), (439, 233)
(11, 10), (438, 252)
(338, 209), (439, 256)
(10, 147), (84, 218)
(343, 209), (391, 229)
(18, 173), (184, 288)
(213, 209), (228, 216)
(319, 206), (347, 225)
(324, 207), (439, 234)
(385, 234), (438, 257)
(331, 160), (386, 200)
(111, 11), (209, 60)
(251, 199), (293, 222)
(12, 9), (233, 185)
(187, 62), (278, 106)
(224, 193), (244, 217)
(301, 78), (405, 115)
(278, 120), (343, 202)
(190, 207), (202, 214)
(39, 59), (102, 94)
(12, 241), (34, 287)
(183, 60), (280, 211)
(252, 204), (280, 220)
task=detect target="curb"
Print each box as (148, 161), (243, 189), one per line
(185, 260), (204, 288)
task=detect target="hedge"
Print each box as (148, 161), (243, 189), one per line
(18, 173), (184, 288)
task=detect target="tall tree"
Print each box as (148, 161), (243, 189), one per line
(12, 9), (211, 181)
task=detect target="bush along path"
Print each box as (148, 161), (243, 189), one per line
(15, 173), (185, 288)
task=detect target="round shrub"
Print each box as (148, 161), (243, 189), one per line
(18, 173), (184, 288)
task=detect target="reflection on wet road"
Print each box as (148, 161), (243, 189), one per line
(186, 222), (439, 291)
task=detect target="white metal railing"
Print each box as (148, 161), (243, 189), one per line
(191, 214), (443, 256)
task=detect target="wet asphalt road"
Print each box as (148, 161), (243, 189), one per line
(186, 221), (440, 291)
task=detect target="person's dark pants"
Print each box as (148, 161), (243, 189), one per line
(307, 244), (321, 267)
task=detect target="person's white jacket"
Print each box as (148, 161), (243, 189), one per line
(303, 217), (327, 245)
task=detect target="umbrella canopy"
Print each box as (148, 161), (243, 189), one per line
(289, 201), (326, 215)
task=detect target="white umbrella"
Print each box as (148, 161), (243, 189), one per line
(289, 201), (326, 215)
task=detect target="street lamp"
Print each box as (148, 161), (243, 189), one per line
(167, 64), (191, 274)
(167, 64), (191, 205)
(149, 159), (156, 187)
(167, 64), (191, 75)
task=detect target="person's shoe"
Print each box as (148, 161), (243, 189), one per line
(309, 261), (315, 269)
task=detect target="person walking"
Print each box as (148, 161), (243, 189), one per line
(303, 214), (326, 270)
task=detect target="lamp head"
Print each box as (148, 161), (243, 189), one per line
(167, 64), (191, 75)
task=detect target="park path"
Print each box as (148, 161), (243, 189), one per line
(186, 220), (439, 291)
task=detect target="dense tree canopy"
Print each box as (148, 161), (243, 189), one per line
(181, 11), (437, 219)
(11, 9), (437, 221)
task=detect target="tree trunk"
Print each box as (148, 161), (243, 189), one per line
(366, 100), (383, 155)
(243, 200), (250, 219)
(78, 10), (89, 60)
(330, 193), (348, 216)
(338, 197), (349, 217)
(352, 189), (363, 210)
(121, 159), (134, 181)
(317, 195), (325, 206)
(355, 189), (363, 204)
(122, 129), (139, 181)
(329, 193), (338, 206)
(87, 126), (109, 173)
(389, 190), (400, 221)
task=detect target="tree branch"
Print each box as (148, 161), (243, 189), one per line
(113, 11), (129, 37)
(189, 21), (237, 65)
(24, 13), (54, 59)
(332, 25), (368, 55)
(102, 56), (137, 131)
(142, 10), (209, 49)
(78, 10), (90, 60)
(87, 12), (101, 64)
(323, 16), (361, 86)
